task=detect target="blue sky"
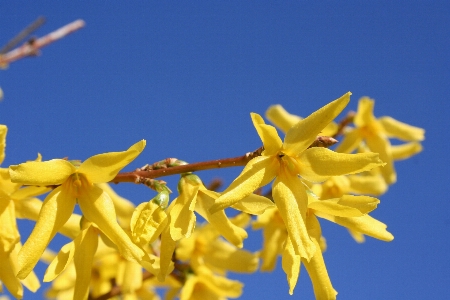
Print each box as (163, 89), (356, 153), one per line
(0, 2), (448, 299)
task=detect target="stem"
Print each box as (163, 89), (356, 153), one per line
(111, 134), (339, 185)
(0, 19), (85, 66)
(112, 146), (264, 183)
(333, 111), (355, 138)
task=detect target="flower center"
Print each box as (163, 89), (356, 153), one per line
(65, 172), (90, 198)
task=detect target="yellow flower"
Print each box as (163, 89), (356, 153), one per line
(311, 174), (387, 242)
(336, 97), (425, 184)
(252, 207), (288, 272)
(176, 220), (259, 275)
(9, 140), (148, 279)
(44, 220), (98, 300)
(210, 92), (384, 262)
(254, 193), (393, 297)
(156, 175), (273, 281)
(178, 265), (243, 300)
(0, 126), (46, 299)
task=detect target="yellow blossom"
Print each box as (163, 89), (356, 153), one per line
(156, 175), (273, 281)
(9, 140), (149, 280)
(176, 221), (259, 275)
(0, 125), (47, 299)
(178, 265), (243, 300)
(336, 97), (425, 184)
(210, 92), (385, 263)
(254, 193), (393, 297)
(311, 173), (387, 242)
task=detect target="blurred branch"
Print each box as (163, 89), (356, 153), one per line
(0, 19), (85, 67)
(0, 16), (46, 54)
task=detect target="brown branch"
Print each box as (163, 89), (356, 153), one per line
(112, 146), (264, 184)
(333, 111), (355, 138)
(112, 134), (339, 185)
(0, 19), (85, 67)
(0, 16), (46, 54)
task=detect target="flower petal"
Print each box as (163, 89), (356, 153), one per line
(97, 183), (136, 229)
(78, 140), (146, 183)
(302, 214), (337, 299)
(44, 241), (75, 282)
(73, 226), (98, 300)
(316, 212), (394, 241)
(354, 97), (376, 127)
(297, 147), (384, 182)
(266, 104), (302, 133)
(281, 237), (301, 295)
(9, 160), (75, 186)
(0, 199), (20, 253)
(251, 113), (283, 155)
(309, 195), (379, 217)
(335, 128), (363, 153)
(348, 228), (365, 243)
(77, 185), (146, 263)
(365, 133), (396, 184)
(348, 174), (388, 196)
(302, 239), (337, 299)
(0, 250), (23, 299)
(158, 220), (177, 282)
(230, 193), (275, 215)
(117, 260), (143, 295)
(260, 224), (286, 271)
(196, 189), (248, 248)
(131, 201), (168, 246)
(196, 267), (243, 298)
(283, 92), (350, 157)
(0, 168), (21, 196)
(378, 116), (425, 141)
(204, 239), (259, 273)
(17, 187), (76, 280)
(390, 142), (423, 161)
(273, 170), (316, 260)
(0, 125), (7, 165)
(11, 185), (50, 200)
(209, 156), (278, 214)
(169, 180), (199, 241)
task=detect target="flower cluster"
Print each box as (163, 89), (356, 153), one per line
(0, 93), (424, 299)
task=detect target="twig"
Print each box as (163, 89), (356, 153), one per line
(0, 16), (46, 54)
(112, 146), (264, 184)
(112, 134), (339, 185)
(333, 111), (355, 138)
(0, 19), (85, 66)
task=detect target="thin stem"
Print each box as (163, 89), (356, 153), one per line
(0, 19), (85, 66)
(112, 146), (264, 183)
(333, 111), (355, 138)
(111, 134), (339, 185)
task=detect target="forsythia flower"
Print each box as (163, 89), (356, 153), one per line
(9, 140), (149, 280)
(210, 93), (384, 265)
(254, 192), (393, 297)
(176, 218), (259, 275)
(311, 174), (387, 242)
(0, 125), (47, 299)
(156, 174), (273, 281)
(336, 97), (425, 184)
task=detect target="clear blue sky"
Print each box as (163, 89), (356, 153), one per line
(0, 2), (448, 299)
